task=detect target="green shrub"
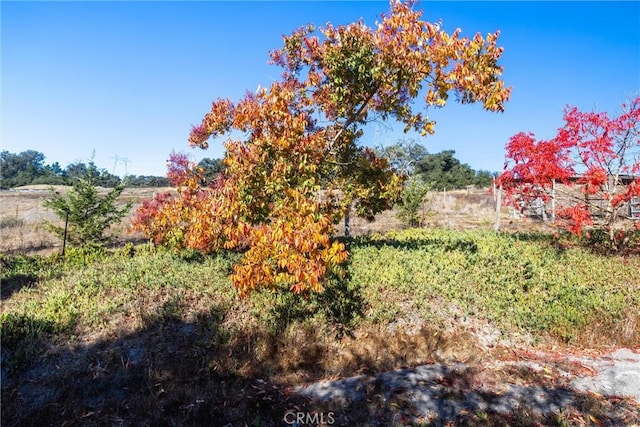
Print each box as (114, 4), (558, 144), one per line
(42, 162), (132, 248)
(61, 245), (109, 267)
(396, 176), (431, 227)
(0, 216), (24, 229)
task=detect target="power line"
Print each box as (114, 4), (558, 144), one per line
(110, 155), (130, 176)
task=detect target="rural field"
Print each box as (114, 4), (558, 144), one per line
(0, 186), (546, 255)
(4, 0), (639, 425)
(2, 186), (639, 426)
(0, 186), (164, 255)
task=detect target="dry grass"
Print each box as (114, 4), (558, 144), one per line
(0, 189), (59, 254)
(0, 186), (167, 255)
(4, 312), (637, 426)
(1, 186), (555, 256)
(333, 188), (556, 237)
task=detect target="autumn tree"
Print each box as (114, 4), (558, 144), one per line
(197, 157), (225, 183)
(133, 0), (511, 296)
(497, 96), (640, 248)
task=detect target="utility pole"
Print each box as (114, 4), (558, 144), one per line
(110, 155), (130, 177)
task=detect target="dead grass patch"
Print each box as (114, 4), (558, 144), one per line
(0, 187), (168, 255)
(0, 304), (489, 426)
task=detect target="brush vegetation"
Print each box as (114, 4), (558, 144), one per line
(2, 229), (640, 425)
(3, 229), (639, 363)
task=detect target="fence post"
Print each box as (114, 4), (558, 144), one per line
(551, 179), (556, 221)
(494, 186), (502, 231)
(62, 210), (69, 256)
(344, 206), (350, 238)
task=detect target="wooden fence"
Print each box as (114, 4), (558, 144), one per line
(494, 175), (640, 229)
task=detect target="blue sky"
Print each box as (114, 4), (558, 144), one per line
(2, 1), (639, 177)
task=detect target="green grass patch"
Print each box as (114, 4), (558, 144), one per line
(2, 228), (639, 369)
(1, 247), (240, 370)
(349, 229), (640, 342)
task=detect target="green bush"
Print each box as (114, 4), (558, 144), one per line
(62, 246), (109, 267)
(348, 228), (640, 341)
(396, 176), (431, 227)
(1, 253), (59, 280)
(42, 162), (132, 248)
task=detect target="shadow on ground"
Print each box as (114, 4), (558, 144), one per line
(1, 273), (39, 301)
(0, 255), (57, 300)
(3, 300), (639, 427)
(297, 363), (640, 426)
(2, 304), (296, 426)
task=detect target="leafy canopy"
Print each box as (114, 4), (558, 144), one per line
(497, 96), (640, 247)
(375, 138), (429, 176)
(133, 0), (511, 296)
(415, 150), (494, 190)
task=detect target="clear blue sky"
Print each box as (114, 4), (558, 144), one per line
(2, 1), (639, 177)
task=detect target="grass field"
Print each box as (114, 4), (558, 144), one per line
(1, 187), (639, 425)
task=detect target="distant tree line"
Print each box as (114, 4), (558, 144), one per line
(375, 139), (497, 190)
(0, 150), (225, 190)
(2, 145), (489, 191)
(375, 139), (497, 227)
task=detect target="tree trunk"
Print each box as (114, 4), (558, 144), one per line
(344, 207), (350, 238)
(550, 179), (556, 221)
